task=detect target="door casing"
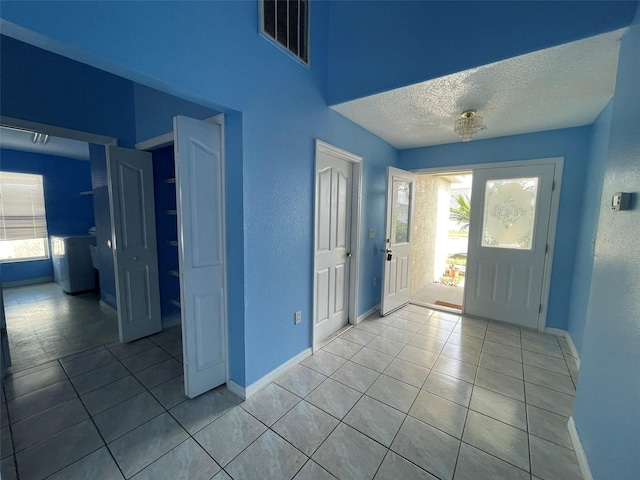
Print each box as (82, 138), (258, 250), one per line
(312, 140), (362, 352)
(410, 157), (563, 331)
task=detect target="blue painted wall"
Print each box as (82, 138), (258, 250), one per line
(0, 36), (137, 148)
(0, 1), (398, 386)
(88, 144), (117, 309)
(573, 5), (640, 479)
(566, 102), (613, 354)
(327, 1), (637, 103)
(0, 148), (94, 284)
(399, 127), (592, 331)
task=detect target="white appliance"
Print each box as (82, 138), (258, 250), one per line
(51, 235), (97, 293)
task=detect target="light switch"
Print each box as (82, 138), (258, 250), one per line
(369, 228), (376, 238)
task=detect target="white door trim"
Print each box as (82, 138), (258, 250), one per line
(407, 157), (563, 332)
(135, 114), (223, 151)
(0, 116), (118, 146)
(313, 140), (362, 353)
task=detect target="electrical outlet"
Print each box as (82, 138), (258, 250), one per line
(373, 277), (377, 287)
(369, 228), (376, 238)
(295, 311), (302, 324)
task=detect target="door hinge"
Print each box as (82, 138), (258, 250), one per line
(545, 244), (549, 254)
(539, 304), (543, 314)
(552, 181), (556, 191)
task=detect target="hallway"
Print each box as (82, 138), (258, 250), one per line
(1, 304), (581, 479)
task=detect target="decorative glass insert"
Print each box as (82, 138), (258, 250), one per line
(391, 178), (411, 244)
(481, 177), (539, 250)
(261, 0), (309, 64)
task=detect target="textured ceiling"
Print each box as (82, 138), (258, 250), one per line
(332, 29), (625, 149)
(0, 127), (89, 160)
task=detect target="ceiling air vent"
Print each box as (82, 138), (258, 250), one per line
(260, 0), (309, 65)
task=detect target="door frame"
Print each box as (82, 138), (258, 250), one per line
(135, 114), (230, 384)
(410, 157), (563, 331)
(312, 140), (362, 352)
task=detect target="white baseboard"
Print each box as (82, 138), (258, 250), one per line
(162, 314), (181, 329)
(564, 331), (581, 369)
(226, 379), (246, 400)
(568, 416), (593, 480)
(545, 327), (580, 369)
(2, 276), (53, 288)
(99, 300), (117, 313)
(357, 304), (380, 324)
(231, 347), (313, 400)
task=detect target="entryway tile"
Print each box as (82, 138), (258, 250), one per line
(130, 438), (220, 480)
(397, 345), (438, 369)
(469, 386), (527, 431)
(94, 391), (164, 442)
(226, 430), (306, 480)
(61, 349), (117, 377)
(120, 347), (171, 373)
(241, 383), (300, 426)
(478, 352), (523, 379)
(391, 416), (460, 480)
(374, 450), (437, 480)
(432, 356), (477, 383)
(338, 327), (377, 346)
(274, 365), (327, 397)
(81, 375), (145, 416)
(454, 442), (530, 480)
(306, 378), (362, 419)
(7, 380), (77, 423)
(529, 434), (582, 480)
(47, 446), (123, 480)
(169, 385), (241, 434)
(11, 397), (88, 451)
(524, 364), (576, 395)
(343, 395), (405, 447)
(321, 338), (362, 359)
(330, 361), (379, 394)
(462, 410), (530, 472)
(16, 419), (103, 480)
(408, 334), (446, 354)
(194, 407), (266, 467)
(422, 371), (473, 406)
(108, 412), (189, 478)
(293, 460), (335, 480)
(272, 401), (339, 456)
(525, 382), (575, 417)
(134, 358), (183, 389)
(301, 350), (347, 376)
(365, 336), (405, 357)
(522, 350), (569, 375)
(313, 423), (386, 480)
(409, 390), (468, 438)
(366, 374), (419, 413)
(474, 367), (525, 402)
(350, 347), (395, 373)
(70, 361), (130, 395)
(149, 375), (187, 410)
(3, 364), (66, 400)
(527, 404), (573, 449)
(383, 358), (430, 388)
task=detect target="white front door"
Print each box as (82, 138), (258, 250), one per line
(106, 146), (162, 343)
(174, 116), (227, 398)
(381, 167), (416, 315)
(464, 163), (555, 329)
(314, 148), (353, 343)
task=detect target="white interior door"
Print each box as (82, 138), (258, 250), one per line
(174, 116), (227, 398)
(314, 148), (353, 343)
(464, 163), (555, 329)
(107, 146), (162, 343)
(381, 167), (416, 315)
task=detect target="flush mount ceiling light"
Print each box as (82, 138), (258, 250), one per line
(31, 132), (49, 145)
(454, 110), (486, 142)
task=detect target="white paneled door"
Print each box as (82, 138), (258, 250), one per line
(381, 167), (416, 315)
(106, 146), (162, 343)
(464, 163), (556, 329)
(174, 116), (227, 398)
(315, 148), (353, 343)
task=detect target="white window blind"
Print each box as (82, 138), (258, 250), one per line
(0, 172), (48, 241)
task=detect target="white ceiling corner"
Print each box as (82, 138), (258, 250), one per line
(331, 29), (626, 149)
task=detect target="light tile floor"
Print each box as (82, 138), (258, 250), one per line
(1, 304), (582, 480)
(3, 283), (119, 372)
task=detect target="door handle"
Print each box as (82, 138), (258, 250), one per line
(346, 252), (352, 258)
(380, 249), (392, 253)
(133, 256), (139, 261)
